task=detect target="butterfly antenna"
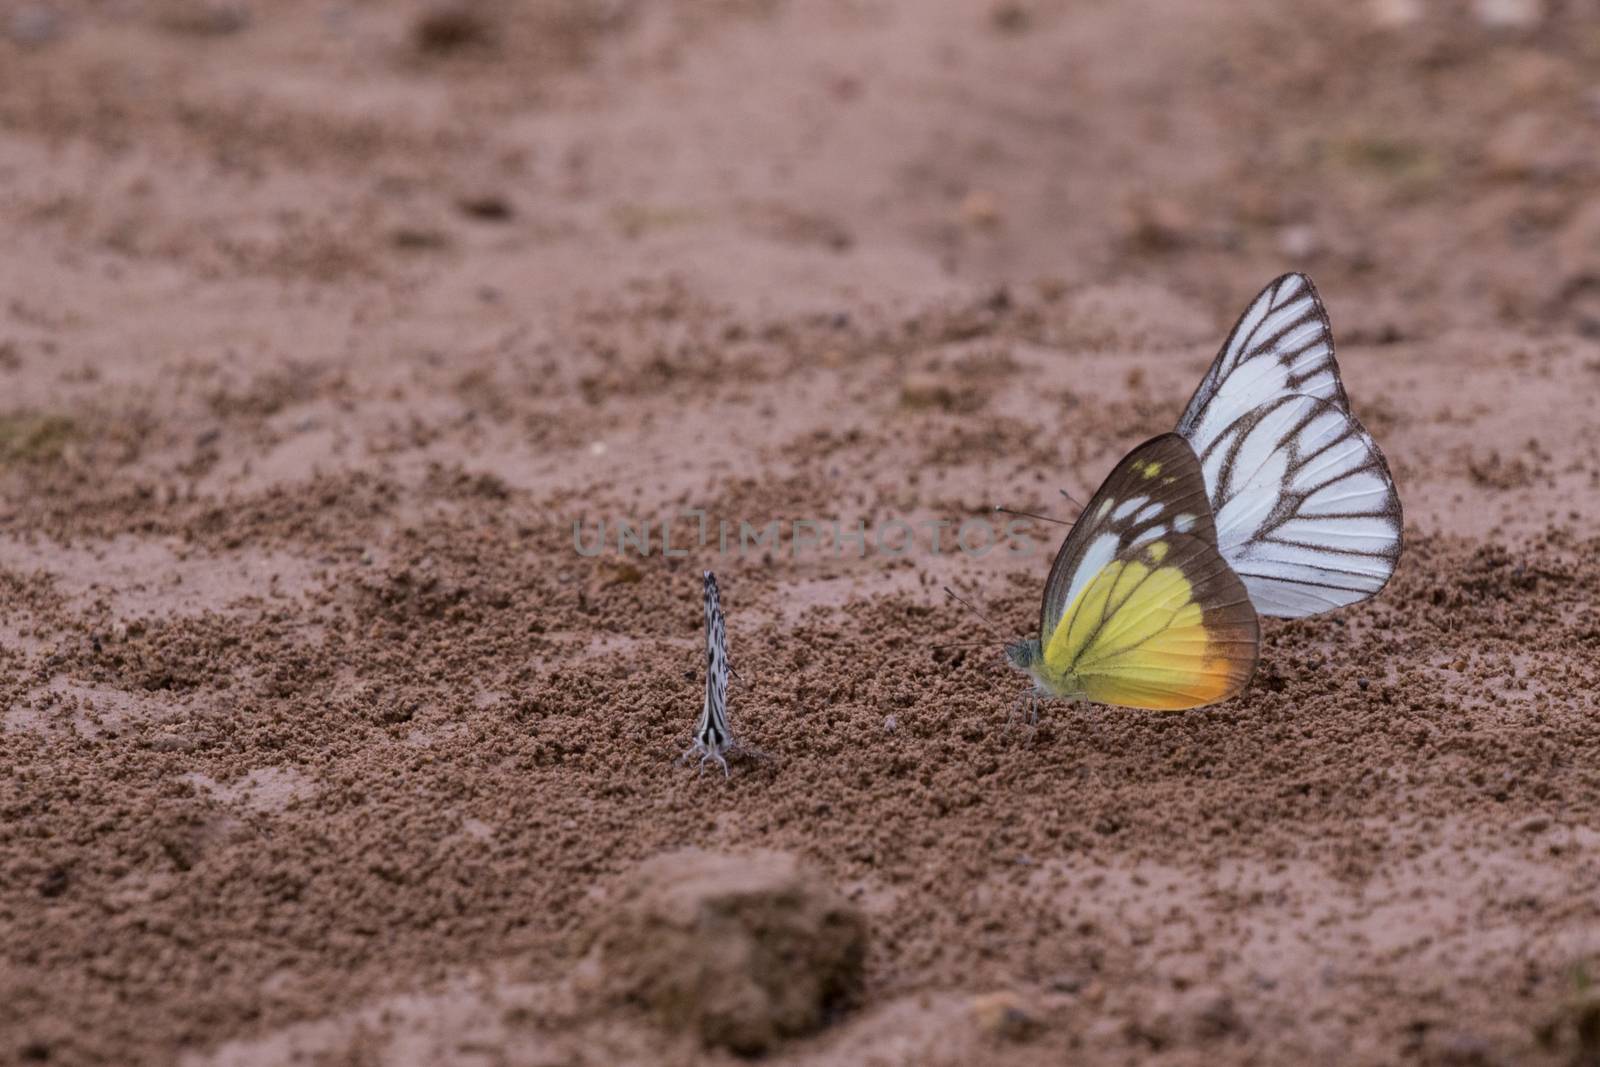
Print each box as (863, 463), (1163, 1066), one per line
(1059, 489), (1085, 511)
(993, 504), (1073, 527)
(942, 586), (1004, 638)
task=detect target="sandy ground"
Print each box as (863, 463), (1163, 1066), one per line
(3, 1), (1600, 1064)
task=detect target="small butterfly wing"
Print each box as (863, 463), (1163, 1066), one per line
(1039, 434), (1218, 641)
(1177, 273), (1346, 458)
(1043, 535), (1258, 710)
(1198, 394), (1402, 617)
(700, 571), (730, 748)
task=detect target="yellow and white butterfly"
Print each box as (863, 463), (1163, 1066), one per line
(1001, 275), (1399, 712)
(1005, 433), (1260, 712)
(1176, 274), (1402, 618)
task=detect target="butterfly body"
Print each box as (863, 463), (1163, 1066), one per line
(1007, 635), (1098, 705)
(1010, 435), (1259, 712)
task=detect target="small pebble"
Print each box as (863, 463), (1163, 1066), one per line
(959, 190), (1003, 229)
(970, 991), (1041, 1042)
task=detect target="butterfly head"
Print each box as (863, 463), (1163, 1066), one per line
(1006, 635), (1088, 699)
(1004, 637), (1042, 673)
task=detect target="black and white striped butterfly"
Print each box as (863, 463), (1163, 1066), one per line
(683, 570), (735, 776)
(1175, 274), (1403, 618)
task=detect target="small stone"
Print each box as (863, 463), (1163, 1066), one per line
(899, 372), (963, 412)
(149, 731), (197, 753)
(1121, 195), (1193, 251)
(413, 3), (495, 53)
(586, 849), (866, 1055)
(598, 561), (643, 587)
(970, 991), (1041, 1042)
(882, 715), (897, 733)
(1537, 989), (1600, 1057)
(1516, 814), (1552, 834)
(457, 194), (514, 221)
(389, 226), (451, 251)
(38, 866), (70, 898)
(1137, 988), (1243, 1046)
(959, 189), (1003, 229)
(1187, 990), (1242, 1039)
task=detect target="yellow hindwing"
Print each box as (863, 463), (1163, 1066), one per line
(1041, 539), (1256, 711)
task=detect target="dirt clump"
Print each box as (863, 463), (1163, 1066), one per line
(585, 849), (867, 1055)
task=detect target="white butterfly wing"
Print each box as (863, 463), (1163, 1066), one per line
(682, 571), (735, 776)
(1197, 394), (1401, 617)
(1177, 273), (1344, 451)
(700, 571), (730, 747)
(1177, 274), (1401, 619)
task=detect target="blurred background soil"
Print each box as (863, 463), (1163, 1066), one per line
(2, 1), (1600, 1064)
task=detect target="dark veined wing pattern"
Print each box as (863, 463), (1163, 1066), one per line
(1039, 434), (1217, 642)
(685, 570), (733, 775)
(1175, 273), (1402, 619)
(1197, 394), (1401, 617)
(1177, 272), (1346, 452)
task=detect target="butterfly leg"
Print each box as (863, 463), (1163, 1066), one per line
(1006, 691), (1040, 734)
(696, 748), (730, 778)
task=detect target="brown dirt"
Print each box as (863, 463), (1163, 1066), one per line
(3, 1), (1600, 1064)
(584, 849), (867, 1055)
